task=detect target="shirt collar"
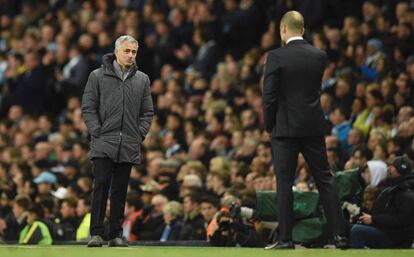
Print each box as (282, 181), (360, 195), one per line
(113, 60), (130, 80)
(286, 36), (304, 44)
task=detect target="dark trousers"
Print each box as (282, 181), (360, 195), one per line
(90, 158), (132, 239)
(350, 224), (391, 248)
(271, 136), (346, 241)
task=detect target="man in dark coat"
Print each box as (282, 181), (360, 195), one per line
(262, 11), (347, 249)
(9, 51), (49, 115)
(81, 35), (154, 247)
(351, 156), (414, 248)
(179, 192), (206, 240)
(4, 195), (30, 241)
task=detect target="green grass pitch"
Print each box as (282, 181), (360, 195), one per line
(1, 246), (413, 257)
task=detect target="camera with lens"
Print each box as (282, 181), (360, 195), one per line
(229, 202), (241, 220)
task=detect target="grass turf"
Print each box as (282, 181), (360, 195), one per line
(0, 246), (413, 257)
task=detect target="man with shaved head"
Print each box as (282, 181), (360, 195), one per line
(263, 11), (348, 249)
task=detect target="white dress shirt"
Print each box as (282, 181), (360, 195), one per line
(286, 36), (304, 44)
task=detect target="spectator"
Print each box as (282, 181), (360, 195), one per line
(55, 198), (78, 241)
(200, 196), (220, 227)
(345, 128), (364, 159)
(179, 192), (206, 240)
(18, 205), (53, 245)
(33, 171), (57, 198)
(123, 192), (143, 241)
(330, 106), (352, 150)
(354, 88), (383, 135)
(55, 45), (90, 98)
(360, 160), (388, 211)
(160, 201), (184, 241)
(132, 194), (167, 241)
(75, 197), (91, 241)
(9, 51), (49, 115)
(351, 156), (414, 248)
(185, 27), (222, 79)
(3, 195), (31, 241)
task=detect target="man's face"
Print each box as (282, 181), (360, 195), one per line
(115, 41), (138, 67)
(24, 53), (38, 71)
(37, 183), (52, 194)
(388, 165), (400, 178)
(76, 200), (87, 217)
(329, 109), (344, 125)
(183, 196), (195, 214)
(60, 202), (74, 219)
(151, 198), (166, 215)
(12, 203), (24, 219)
(201, 202), (217, 222)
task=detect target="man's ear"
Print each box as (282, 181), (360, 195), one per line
(280, 24), (286, 34)
(301, 28), (305, 36)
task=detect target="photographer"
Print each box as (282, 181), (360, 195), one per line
(350, 156), (414, 248)
(207, 196), (259, 247)
(131, 194), (167, 241)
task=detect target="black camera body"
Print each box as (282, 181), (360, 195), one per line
(351, 212), (363, 224)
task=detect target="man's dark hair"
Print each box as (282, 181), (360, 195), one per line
(14, 195), (31, 211)
(28, 205), (45, 219)
(368, 88), (383, 103)
(353, 146), (373, 161)
(126, 192), (143, 210)
(198, 26), (214, 42)
(62, 197), (77, 208)
(200, 195), (220, 209)
(78, 196), (91, 207)
(184, 191), (201, 204)
(39, 196), (55, 213)
(333, 105), (350, 120)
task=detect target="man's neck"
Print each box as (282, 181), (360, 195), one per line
(115, 59), (130, 72)
(120, 64), (130, 72)
(286, 35), (303, 44)
(116, 63), (129, 72)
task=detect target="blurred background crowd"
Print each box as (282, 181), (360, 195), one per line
(0, 0), (413, 246)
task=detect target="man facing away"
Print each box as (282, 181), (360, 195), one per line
(81, 35), (154, 247)
(262, 11), (348, 249)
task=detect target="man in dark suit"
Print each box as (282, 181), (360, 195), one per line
(262, 11), (348, 249)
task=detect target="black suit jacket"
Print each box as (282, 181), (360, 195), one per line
(263, 39), (328, 137)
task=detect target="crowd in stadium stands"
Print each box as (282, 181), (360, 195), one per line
(0, 0), (413, 248)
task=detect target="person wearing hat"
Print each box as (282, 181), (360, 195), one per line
(351, 156), (414, 248)
(33, 171), (57, 198)
(61, 159), (80, 187)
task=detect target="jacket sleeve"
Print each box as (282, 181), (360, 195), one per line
(138, 75), (154, 140)
(81, 71), (102, 137)
(19, 223), (43, 244)
(372, 192), (414, 229)
(262, 51), (280, 133)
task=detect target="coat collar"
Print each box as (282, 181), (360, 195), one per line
(286, 36), (304, 44)
(102, 53), (138, 80)
(286, 39), (308, 46)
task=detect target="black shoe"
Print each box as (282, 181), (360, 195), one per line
(334, 235), (349, 249)
(325, 235), (349, 249)
(264, 240), (294, 250)
(108, 237), (128, 247)
(87, 235), (104, 247)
